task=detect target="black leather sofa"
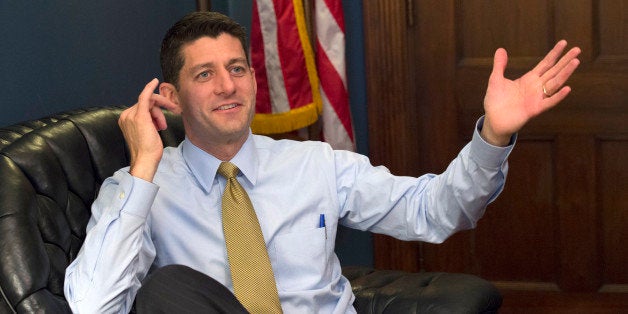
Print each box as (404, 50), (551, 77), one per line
(0, 106), (502, 313)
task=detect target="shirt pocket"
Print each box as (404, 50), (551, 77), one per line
(272, 226), (330, 291)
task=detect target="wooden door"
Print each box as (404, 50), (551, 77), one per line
(363, 0), (628, 311)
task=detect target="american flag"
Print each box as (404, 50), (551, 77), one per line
(251, 0), (354, 151)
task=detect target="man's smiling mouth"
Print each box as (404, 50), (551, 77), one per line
(216, 103), (238, 110)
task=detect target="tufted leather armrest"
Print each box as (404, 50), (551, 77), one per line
(343, 266), (502, 313)
(0, 107), (184, 313)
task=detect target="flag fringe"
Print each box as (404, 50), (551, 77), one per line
(251, 101), (320, 134)
(251, 0), (323, 135)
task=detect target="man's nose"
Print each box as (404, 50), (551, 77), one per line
(214, 69), (236, 95)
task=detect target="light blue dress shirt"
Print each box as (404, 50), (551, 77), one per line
(64, 118), (514, 313)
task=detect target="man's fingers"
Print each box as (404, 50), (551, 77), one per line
(541, 85), (572, 113)
(147, 93), (180, 131)
(136, 79), (180, 116)
(543, 58), (581, 96)
(137, 78), (160, 110)
(532, 40), (568, 76)
(121, 79), (180, 133)
(150, 106), (168, 131)
(541, 47), (581, 82)
(149, 93), (180, 114)
(490, 48), (508, 80)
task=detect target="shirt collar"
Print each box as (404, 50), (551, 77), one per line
(181, 130), (258, 194)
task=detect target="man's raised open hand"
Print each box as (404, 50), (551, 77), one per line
(481, 40), (581, 146)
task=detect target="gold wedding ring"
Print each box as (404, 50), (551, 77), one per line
(543, 85), (552, 97)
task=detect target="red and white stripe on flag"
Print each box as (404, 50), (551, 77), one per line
(250, 0), (322, 134)
(315, 0), (354, 151)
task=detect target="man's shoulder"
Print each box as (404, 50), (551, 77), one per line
(154, 145), (189, 178)
(161, 145), (184, 162)
(252, 134), (332, 152)
(250, 134), (368, 168)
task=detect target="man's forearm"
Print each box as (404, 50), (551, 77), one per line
(64, 170), (158, 313)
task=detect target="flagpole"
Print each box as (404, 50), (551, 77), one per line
(196, 0), (211, 11)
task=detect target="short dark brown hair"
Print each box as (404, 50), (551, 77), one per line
(160, 11), (249, 87)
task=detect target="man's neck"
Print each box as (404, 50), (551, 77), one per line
(187, 133), (249, 161)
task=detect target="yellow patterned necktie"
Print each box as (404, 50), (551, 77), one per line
(218, 162), (282, 313)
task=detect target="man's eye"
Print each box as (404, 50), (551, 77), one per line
(231, 66), (245, 76)
(198, 72), (209, 78)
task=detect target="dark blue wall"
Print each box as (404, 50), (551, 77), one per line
(0, 1), (195, 126)
(334, 0), (373, 267)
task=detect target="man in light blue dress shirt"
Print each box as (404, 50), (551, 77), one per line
(63, 11), (581, 314)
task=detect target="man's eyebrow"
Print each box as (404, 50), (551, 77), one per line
(227, 57), (248, 66)
(188, 58), (248, 73)
(189, 62), (214, 73)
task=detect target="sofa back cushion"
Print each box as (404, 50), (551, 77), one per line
(0, 107), (184, 313)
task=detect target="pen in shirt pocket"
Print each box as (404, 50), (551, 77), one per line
(319, 214), (327, 239)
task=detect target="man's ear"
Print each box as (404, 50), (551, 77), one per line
(159, 82), (182, 114)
